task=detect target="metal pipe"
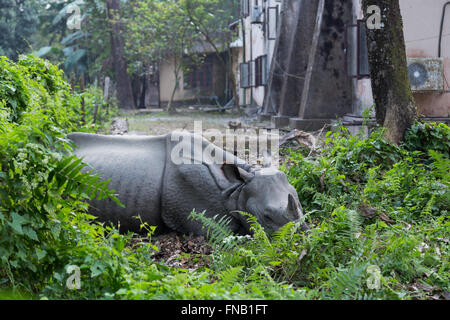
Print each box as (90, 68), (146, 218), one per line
(241, 16), (246, 105)
(438, 1), (450, 57)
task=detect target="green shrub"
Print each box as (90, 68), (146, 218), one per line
(0, 56), (121, 296)
(1, 55), (448, 300)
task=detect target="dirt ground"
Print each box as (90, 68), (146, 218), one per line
(115, 108), (321, 169)
(126, 110), (248, 136)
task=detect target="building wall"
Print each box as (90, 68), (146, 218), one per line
(241, 0), (283, 107)
(400, 0), (450, 117)
(351, 0), (374, 115)
(352, 0), (450, 117)
(159, 57), (188, 103)
(159, 53), (227, 105)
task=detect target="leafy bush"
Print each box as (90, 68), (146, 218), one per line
(187, 123), (449, 300)
(1, 56), (448, 300)
(0, 56), (120, 296)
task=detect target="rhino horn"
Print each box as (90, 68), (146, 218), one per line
(288, 194), (301, 221)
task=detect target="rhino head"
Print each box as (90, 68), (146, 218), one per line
(218, 164), (308, 234)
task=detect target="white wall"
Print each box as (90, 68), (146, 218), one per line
(400, 0), (450, 117)
(352, 0), (450, 117)
(241, 0), (282, 107)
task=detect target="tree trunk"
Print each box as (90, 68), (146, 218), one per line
(227, 34), (240, 112)
(106, 0), (135, 110)
(167, 57), (181, 114)
(363, 0), (417, 145)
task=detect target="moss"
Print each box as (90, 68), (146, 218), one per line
(362, 0), (417, 144)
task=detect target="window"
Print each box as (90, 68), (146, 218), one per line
(255, 55), (268, 87)
(184, 56), (213, 90)
(241, 0), (249, 17)
(267, 7), (279, 40)
(240, 60), (256, 88)
(345, 20), (370, 79)
(249, 60), (255, 87)
(240, 63), (250, 88)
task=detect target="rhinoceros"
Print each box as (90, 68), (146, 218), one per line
(67, 131), (307, 236)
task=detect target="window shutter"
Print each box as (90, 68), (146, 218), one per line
(241, 0), (249, 17)
(240, 63), (249, 88)
(267, 7), (279, 40)
(255, 57), (261, 87)
(249, 60), (255, 87)
(262, 55), (268, 85)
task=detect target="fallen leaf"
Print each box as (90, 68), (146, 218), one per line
(379, 212), (395, 224)
(359, 204), (377, 219)
(415, 282), (434, 292)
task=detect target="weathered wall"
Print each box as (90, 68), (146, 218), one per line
(301, 0), (354, 119)
(264, 0), (301, 114)
(278, 0), (318, 117)
(263, 0), (353, 122)
(159, 57), (186, 103)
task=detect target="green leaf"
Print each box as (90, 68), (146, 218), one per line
(23, 227), (39, 241)
(8, 212), (27, 235)
(35, 248), (47, 261)
(90, 262), (105, 277)
(33, 46), (53, 58)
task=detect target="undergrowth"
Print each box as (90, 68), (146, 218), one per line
(0, 56), (448, 300)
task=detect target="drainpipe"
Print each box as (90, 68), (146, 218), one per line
(439, 2), (450, 57)
(241, 17), (246, 106)
(250, 12), (254, 105)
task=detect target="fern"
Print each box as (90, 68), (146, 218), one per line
(422, 195), (435, 217)
(49, 155), (123, 207)
(238, 211), (273, 251)
(189, 210), (236, 250)
(429, 150), (450, 184)
(218, 266), (244, 287)
(324, 263), (367, 300)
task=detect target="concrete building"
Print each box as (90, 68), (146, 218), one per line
(351, 0), (450, 119)
(237, 0), (283, 107)
(158, 44), (230, 108)
(237, 0), (450, 130)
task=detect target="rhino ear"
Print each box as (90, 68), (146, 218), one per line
(222, 164), (254, 184)
(207, 163), (254, 191)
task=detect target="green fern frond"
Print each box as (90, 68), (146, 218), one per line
(237, 211), (272, 251)
(189, 210), (235, 250)
(49, 155), (123, 207)
(325, 263), (367, 300)
(422, 195), (435, 217)
(218, 266), (244, 287)
(429, 150), (450, 183)
(272, 222), (298, 248)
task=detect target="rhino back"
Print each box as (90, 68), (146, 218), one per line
(68, 133), (168, 233)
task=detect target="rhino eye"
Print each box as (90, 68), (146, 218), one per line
(263, 212), (275, 224)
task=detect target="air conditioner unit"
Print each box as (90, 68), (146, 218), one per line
(251, 5), (263, 24)
(407, 57), (444, 92)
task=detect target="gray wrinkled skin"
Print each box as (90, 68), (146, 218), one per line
(67, 132), (307, 236)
